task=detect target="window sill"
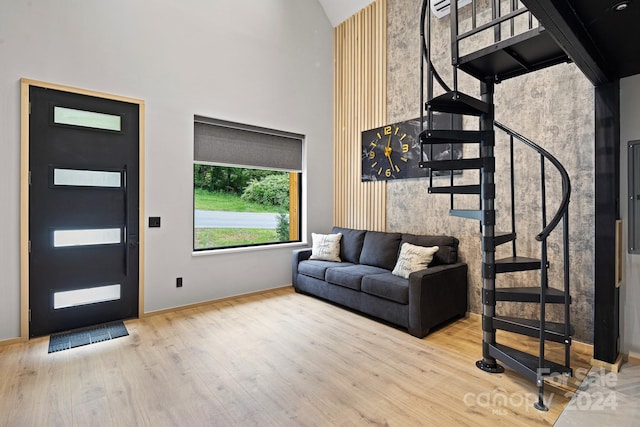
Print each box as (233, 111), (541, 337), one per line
(192, 241), (309, 257)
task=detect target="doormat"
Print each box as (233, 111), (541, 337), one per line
(48, 321), (128, 353)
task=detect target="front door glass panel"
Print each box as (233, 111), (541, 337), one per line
(53, 106), (121, 131)
(53, 284), (121, 309)
(53, 228), (121, 247)
(53, 168), (122, 188)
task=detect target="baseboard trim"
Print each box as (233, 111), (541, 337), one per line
(571, 339), (593, 357)
(591, 354), (624, 372)
(623, 352), (640, 366)
(142, 285), (292, 318)
(0, 336), (27, 347)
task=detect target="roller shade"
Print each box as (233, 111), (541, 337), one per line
(194, 116), (303, 171)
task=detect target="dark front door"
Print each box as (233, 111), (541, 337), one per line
(29, 86), (139, 337)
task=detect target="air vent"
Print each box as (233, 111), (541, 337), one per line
(431, 0), (472, 19)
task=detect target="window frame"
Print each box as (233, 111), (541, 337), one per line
(192, 117), (303, 252)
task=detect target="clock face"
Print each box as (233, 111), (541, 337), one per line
(361, 120), (422, 181)
(361, 114), (464, 182)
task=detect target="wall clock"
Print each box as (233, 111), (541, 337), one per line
(361, 113), (462, 182)
(361, 121), (417, 181)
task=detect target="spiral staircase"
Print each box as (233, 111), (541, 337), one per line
(418, 0), (573, 411)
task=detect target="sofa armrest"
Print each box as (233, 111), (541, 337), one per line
(407, 262), (468, 338)
(292, 248), (312, 287)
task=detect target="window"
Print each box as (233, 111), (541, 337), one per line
(193, 116), (302, 250)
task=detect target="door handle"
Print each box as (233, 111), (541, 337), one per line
(125, 235), (138, 276)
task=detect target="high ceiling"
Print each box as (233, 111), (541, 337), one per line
(317, 0), (373, 27)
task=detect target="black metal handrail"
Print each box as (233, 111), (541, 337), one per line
(457, 7), (529, 42)
(420, 0), (570, 243)
(421, 0), (536, 100)
(420, 0), (451, 95)
(494, 121), (571, 241)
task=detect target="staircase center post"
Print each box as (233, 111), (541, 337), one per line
(476, 80), (503, 373)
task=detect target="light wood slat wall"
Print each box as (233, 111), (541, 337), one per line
(333, 0), (387, 231)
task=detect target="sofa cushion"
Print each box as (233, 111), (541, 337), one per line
(332, 227), (366, 264)
(310, 233), (342, 262)
(359, 231), (402, 270)
(298, 260), (354, 281)
(361, 273), (409, 304)
(400, 234), (459, 266)
(325, 264), (389, 291)
(391, 243), (439, 279)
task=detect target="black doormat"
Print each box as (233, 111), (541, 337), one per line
(48, 321), (128, 353)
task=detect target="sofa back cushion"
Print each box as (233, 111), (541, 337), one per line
(332, 226), (366, 264)
(400, 234), (459, 265)
(359, 231), (402, 270)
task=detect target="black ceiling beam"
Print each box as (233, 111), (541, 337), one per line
(521, 0), (613, 85)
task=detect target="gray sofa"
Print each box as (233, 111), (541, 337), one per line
(292, 227), (468, 338)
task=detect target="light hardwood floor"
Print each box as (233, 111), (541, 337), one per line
(0, 287), (592, 426)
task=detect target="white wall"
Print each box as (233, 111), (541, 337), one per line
(0, 0), (334, 340)
(620, 75), (640, 358)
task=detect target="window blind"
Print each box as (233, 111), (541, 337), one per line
(194, 116), (303, 171)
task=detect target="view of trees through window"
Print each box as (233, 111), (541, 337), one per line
(193, 164), (298, 250)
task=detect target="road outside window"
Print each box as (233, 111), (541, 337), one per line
(193, 165), (299, 250)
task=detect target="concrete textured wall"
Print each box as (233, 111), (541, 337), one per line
(386, 0), (594, 343)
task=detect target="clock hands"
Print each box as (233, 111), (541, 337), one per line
(384, 135), (396, 171)
(375, 133), (396, 174)
(386, 151), (395, 171)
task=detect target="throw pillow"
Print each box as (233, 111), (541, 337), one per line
(391, 243), (440, 279)
(310, 233), (342, 262)
(401, 234), (459, 265)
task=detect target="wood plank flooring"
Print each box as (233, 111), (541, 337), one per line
(0, 287), (592, 426)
